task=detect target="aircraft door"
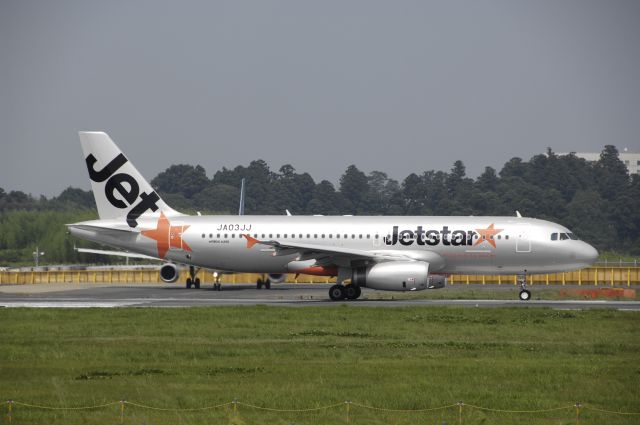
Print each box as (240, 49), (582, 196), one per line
(516, 224), (531, 253)
(373, 232), (381, 247)
(169, 223), (189, 252)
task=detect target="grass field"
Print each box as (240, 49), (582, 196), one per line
(0, 307), (639, 424)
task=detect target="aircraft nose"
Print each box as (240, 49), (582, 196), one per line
(577, 242), (598, 265)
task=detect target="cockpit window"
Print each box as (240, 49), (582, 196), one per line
(551, 232), (558, 241)
(560, 233), (570, 240)
(568, 233), (578, 240)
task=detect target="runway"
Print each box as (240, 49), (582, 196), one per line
(0, 283), (638, 309)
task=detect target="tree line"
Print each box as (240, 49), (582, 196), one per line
(1, 145), (638, 265)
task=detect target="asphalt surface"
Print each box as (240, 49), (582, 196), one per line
(0, 283), (638, 310)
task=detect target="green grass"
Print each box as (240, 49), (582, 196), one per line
(366, 285), (639, 300)
(0, 307), (639, 424)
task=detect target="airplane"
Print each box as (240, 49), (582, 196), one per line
(73, 173), (285, 290)
(68, 132), (599, 301)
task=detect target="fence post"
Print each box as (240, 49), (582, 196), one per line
(345, 401), (351, 423)
(458, 401), (463, 425)
(232, 399), (238, 416)
(575, 402), (581, 425)
(8, 400), (13, 424)
(120, 400), (125, 423)
(611, 268), (614, 286)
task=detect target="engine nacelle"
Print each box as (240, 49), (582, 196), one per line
(160, 263), (179, 283)
(268, 273), (286, 283)
(427, 274), (447, 289)
(352, 261), (429, 291)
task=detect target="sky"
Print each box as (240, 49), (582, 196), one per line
(1, 0), (639, 197)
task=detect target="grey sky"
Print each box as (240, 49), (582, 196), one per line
(2, 0), (639, 197)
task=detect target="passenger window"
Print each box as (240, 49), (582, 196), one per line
(232, 234), (235, 238)
(551, 233), (558, 241)
(375, 234), (379, 239)
(277, 234), (280, 238)
(366, 234), (370, 239)
(359, 234), (363, 239)
(336, 234), (340, 239)
(329, 234), (333, 238)
(217, 233), (221, 238)
(269, 234), (273, 238)
(201, 233), (205, 238)
(352, 234), (355, 239)
(306, 234), (310, 238)
(261, 234), (265, 238)
(314, 234), (318, 239)
(322, 234), (325, 238)
(224, 234), (228, 238)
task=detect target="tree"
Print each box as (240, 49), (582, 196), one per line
(151, 164), (209, 198)
(596, 145), (629, 200)
(339, 165), (369, 214)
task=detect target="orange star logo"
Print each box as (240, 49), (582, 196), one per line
(141, 212), (192, 258)
(474, 223), (503, 248)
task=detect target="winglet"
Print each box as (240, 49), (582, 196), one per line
(515, 210), (522, 218)
(242, 234), (260, 249)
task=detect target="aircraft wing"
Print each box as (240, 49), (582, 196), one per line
(75, 247), (159, 260)
(241, 234), (444, 268)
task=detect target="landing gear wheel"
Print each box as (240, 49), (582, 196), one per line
(214, 283), (221, 291)
(329, 285), (346, 301)
(257, 278), (263, 289)
(517, 271), (530, 301)
(265, 279), (271, 289)
(344, 285), (361, 300)
(187, 265), (199, 289)
(519, 290), (531, 301)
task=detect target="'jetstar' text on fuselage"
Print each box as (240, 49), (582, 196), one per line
(384, 226), (478, 247)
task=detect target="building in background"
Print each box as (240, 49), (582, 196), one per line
(556, 150), (639, 175)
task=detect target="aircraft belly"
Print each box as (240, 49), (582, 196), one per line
(187, 240), (293, 273)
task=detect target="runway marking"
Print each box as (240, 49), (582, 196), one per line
(0, 302), (144, 308)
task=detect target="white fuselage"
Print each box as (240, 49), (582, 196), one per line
(70, 215), (598, 276)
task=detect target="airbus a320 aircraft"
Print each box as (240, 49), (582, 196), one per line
(68, 132), (598, 301)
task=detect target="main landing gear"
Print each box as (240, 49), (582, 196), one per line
(518, 272), (531, 301)
(212, 272), (222, 291)
(186, 265), (201, 289)
(256, 275), (271, 289)
(329, 284), (361, 301)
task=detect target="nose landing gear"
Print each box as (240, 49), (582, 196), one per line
(518, 272), (531, 301)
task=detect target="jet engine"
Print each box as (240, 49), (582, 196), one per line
(160, 263), (179, 283)
(268, 273), (286, 284)
(352, 261), (430, 291)
(427, 274), (447, 289)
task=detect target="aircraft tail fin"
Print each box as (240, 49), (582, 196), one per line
(79, 131), (182, 228)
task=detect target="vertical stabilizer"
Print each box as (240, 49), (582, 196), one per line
(79, 131), (182, 227)
(238, 178), (246, 216)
